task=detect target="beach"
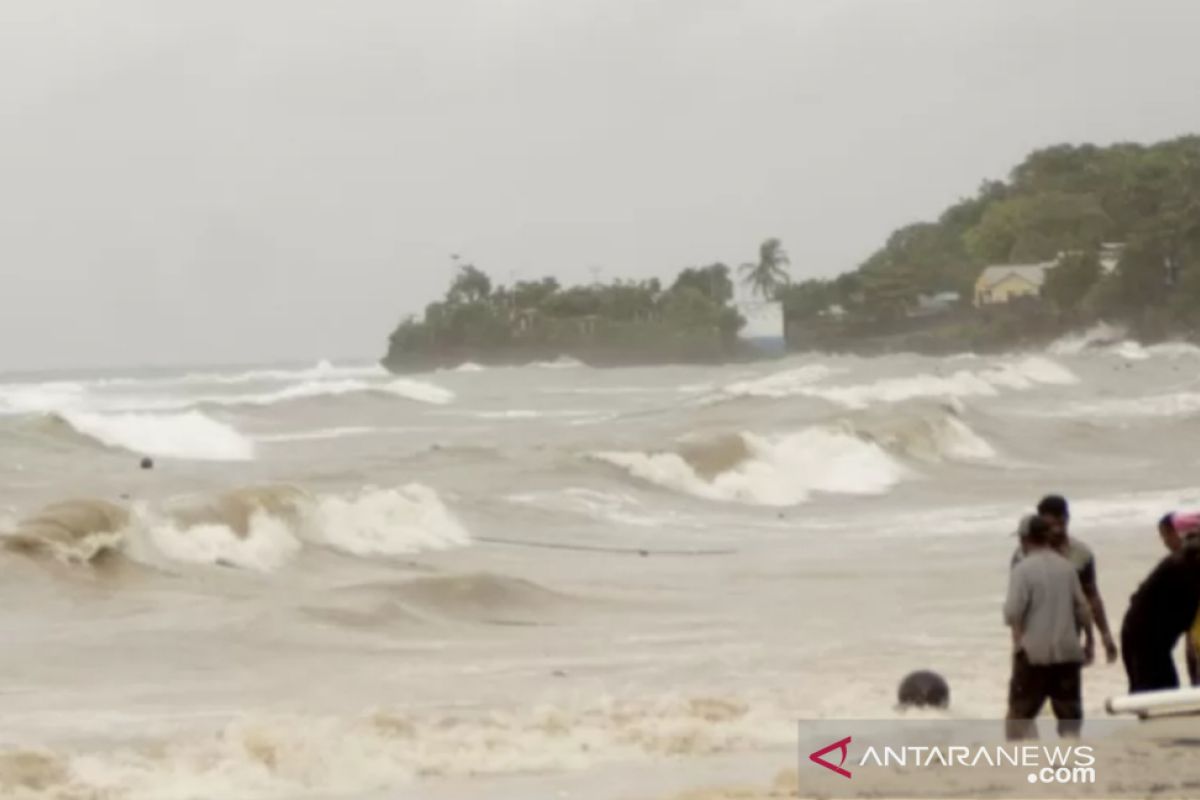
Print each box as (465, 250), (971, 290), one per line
(2, 333), (1199, 798)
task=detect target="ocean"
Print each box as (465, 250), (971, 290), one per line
(1, 326), (1197, 799)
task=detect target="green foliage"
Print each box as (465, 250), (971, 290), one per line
(806, 135), (1200, 347)
(1042, 251), (1101, 312)
(385, 261), (750, 370)
(672, 263), (734, 305)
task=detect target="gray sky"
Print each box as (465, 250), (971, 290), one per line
(2, 0), (1198, 371)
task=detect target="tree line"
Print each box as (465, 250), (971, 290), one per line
(784, 135), (1200, 343)
(384, 240), (794, 370)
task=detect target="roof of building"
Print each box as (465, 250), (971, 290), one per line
(977, 262), (1057, 290)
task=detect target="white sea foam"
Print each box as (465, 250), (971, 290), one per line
(20, 692), (792, 800)
(506, 488), (678, 528)
(594, 428), (905, 507)
(533, 356), (585, 369)
(722, 365), (838, 399)
(930, 416), (997, 462)
(1048, 323), (1127, 355)
(133, 507), (303, 572)
(125, 485), (468, 571)
(60, 411), (256, 461)
(1046, 392), (1200, 420)
(302, 484), (470, 557)
(254, 426), (380, 443)
(97, 360), (388, 388)
(801, 357), (1076, 409)
(201, 378), (455, 408)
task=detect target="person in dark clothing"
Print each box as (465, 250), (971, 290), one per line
(1157, 512), (1200, 685)
(1120, 532), (1200, 694)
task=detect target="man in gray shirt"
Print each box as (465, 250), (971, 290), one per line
(1004, 515), (1094, 740)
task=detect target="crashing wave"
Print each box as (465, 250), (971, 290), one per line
(0, 376), (454, 420)
(801, 356), (1077, 409)
(715, 357), (1075, 408)
(593, 428), (906, 506)
(1, 500), (130, 565)
(533, 356), (585, 369)
(57, 410), (256, 461)
(3, 485), (469, 573)
(1048, 323), (1127, 355)
(722, 365), (838, 399)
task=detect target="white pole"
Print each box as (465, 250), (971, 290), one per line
(1106, 686), (1200, 717)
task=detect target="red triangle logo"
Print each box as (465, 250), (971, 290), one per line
(809, 736), (853, 779)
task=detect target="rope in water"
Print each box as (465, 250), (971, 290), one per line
(474, 535), (735, 556)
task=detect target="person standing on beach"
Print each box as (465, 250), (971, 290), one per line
(1005, 515), (1094, 740)
(1013, 495), (1117, 665)
(1121, 518), (1200, 693)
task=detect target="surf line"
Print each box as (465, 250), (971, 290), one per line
(475, 535), (735, 557)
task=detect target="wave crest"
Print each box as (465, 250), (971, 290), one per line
(58, 410), (255, 461)
(594, 428), (906, 506)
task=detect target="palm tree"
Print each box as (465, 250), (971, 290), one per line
(740, 238), (791, 300)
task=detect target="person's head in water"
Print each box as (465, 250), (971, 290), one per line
(1037, 494), (1069, 547)
(897, 670), (950, 710)
(140, 456), (154, 470)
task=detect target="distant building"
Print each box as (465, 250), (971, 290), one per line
(973, 262), (1056, 307)
(737, 300), (785, 353)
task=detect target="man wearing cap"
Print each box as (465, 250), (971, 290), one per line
(1005, 515), (1094, 739)
(1012, 495), (1117, 665)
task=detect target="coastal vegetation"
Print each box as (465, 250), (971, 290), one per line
(784, 135), (1200, 352)
(384, 254), (777, 371)
(385, 135), (1200, 368)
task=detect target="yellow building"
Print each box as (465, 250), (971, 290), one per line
(973, 263), (1056, 307)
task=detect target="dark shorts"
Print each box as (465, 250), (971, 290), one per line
(1006, 650), (1082, 740)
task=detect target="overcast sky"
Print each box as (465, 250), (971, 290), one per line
(1, 0), (1198, 371)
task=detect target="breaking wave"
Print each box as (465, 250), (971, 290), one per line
(594, 428), (906, 506)
(58, 410), (255, 461)
(722, 365), (838, 399)
(850, 410), (998, 463)
(0, 377), (454, 419)
(805, 357), (1075, 409)
(197, 378), (455, 409)
(1048, 323), (1127, 355)
(3, 485), (469, 573)
(1, 500), (130, 564)
(533, 356), (585, 369)
(716, 357), (1075, 409)
(96, 360), (389, 388)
